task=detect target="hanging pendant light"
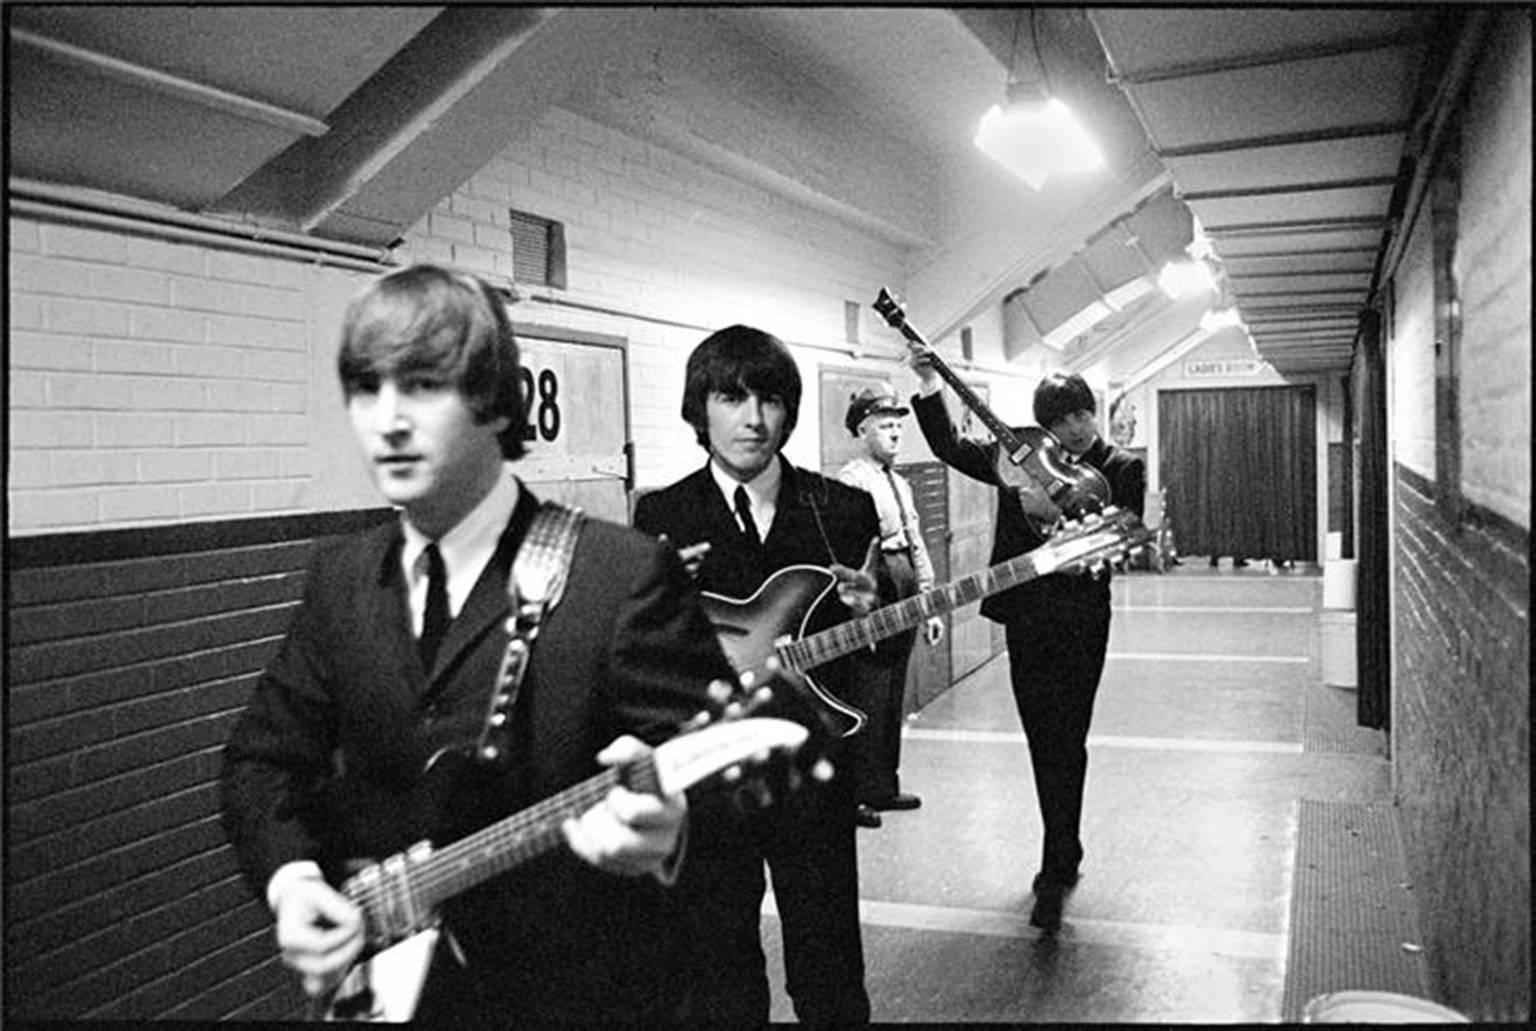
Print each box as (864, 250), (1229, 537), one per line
(974, 10), (1104, 190)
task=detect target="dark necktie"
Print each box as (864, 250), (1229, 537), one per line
(419, 543), (450, 670)
(733, 485), (762, 549)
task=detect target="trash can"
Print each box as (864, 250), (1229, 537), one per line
(1320, 610), (1357, 689)
(1303, 990), (1469, 1022)
(1322, 559), (1357, 609)
(1320, 558), (1357, 689)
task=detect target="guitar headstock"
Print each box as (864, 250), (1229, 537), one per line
(873, 286), (907, 332)
(663, 678), (831, 814)
(1034, 507), (1155, 577)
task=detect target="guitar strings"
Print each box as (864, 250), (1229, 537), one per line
(347, 762), (638, 931)
(782, 556), (1039, 669)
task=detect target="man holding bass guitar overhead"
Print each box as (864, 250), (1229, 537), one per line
(634, 324), (883, 1024)
(907, 345), (1145, 933)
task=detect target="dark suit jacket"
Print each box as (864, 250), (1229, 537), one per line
(220, 483), (735, 1020)
(913, 391), (1146, 624)
(633, 459), (882, 722)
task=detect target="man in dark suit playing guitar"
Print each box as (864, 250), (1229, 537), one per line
(634, 324), (882, 1024)
(909, 349), (1145, 933)
(220, 265), (738, 1022)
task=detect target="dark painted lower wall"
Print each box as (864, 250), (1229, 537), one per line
(5, 510), (390, 1020)
(1392, 465), (1529, 1021)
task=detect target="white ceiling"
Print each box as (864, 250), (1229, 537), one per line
(7, 5), (1458, 378)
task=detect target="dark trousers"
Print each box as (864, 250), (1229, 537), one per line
(1004, 608), (1111, 882)
(842, 549), (919, 804)
(676, 760), (869, 1025)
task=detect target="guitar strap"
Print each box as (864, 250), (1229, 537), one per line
(474, 500), (586, 767)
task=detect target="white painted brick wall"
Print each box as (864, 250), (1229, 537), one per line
(1456, 15), (1531, 527)
(6, 221), (319, 533)
(1391, 211), (1438, 479)
(396, 107), (911, 493)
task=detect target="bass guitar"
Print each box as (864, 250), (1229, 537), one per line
(872, 287), (1110, 536)
(322, 698), (808, 1022)
(703, 508), (1150, 738)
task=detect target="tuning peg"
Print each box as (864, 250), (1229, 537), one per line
(721, 763), (742, 784)
(811, 758), (834, 783)
(707, 679), (735, 705)
(751, 685), (775, 709)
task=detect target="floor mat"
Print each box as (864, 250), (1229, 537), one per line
(1281, 799), (1431, 1020)
(1304, 680), (1388, 757)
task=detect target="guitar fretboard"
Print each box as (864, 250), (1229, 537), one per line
(874, 289), (1026, 454)
(348, 757), (660, 940)
(781, 551), (1042, 671)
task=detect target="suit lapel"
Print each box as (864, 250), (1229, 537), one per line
(422, 489), (538, 693)
(358, 523), (430, 698)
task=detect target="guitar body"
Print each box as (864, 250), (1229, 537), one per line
(325, 928), (439, 1022)
(997, 426), (1112, 536)
(319, 716), (811, 1021)
(701, 566), (867, 738)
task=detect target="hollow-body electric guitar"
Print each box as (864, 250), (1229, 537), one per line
(702, 508), (1150, 738)
(873, 287), (1110, 536)
(321, 711), (808, 1022)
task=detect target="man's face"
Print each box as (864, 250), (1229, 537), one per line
(857, 414), (904, 465)
(1048, 408), (1099, 456)
(705, 387), (787, 482)
(347, 372), (509, 534)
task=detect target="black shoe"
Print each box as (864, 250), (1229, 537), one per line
(1029, 883), (1065, 932)
(869, 793), (922, 812)
(854, 804), (883, 829)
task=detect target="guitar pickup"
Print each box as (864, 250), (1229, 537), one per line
(1007, 442), (1037, 464)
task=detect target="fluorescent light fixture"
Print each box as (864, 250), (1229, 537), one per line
(1158, 259), (1216, 299)
(1042, 299), (1111, 349)
(1103, 275), (1154, 312)
(974, 83), (1104, 191)
(1199, 307), (1245, 333)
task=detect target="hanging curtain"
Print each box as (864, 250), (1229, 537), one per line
(1355, 311), (1390, 729)
(1157, 386), (1318, 562)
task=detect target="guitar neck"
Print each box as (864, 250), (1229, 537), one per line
(354, 761), (647, 922)
(782, 550), (1043, 670)
(889, 333), (1023, 455)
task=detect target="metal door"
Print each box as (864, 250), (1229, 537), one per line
(516, 329), (630, 524)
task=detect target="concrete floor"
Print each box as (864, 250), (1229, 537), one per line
(760, 560), (1402, 1022)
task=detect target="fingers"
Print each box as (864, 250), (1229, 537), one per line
(273, 879), (365, 996)
(830, 548), (879, 616)
(565, 737), (687, 878)
(661, 537), (711, 578)
(564, 787), (686, 877)
(859, 536), (881, 576)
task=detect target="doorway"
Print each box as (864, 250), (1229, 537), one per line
(1158, 385), (1318, 564)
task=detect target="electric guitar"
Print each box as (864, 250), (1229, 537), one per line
(321, 705), (809, 1022)
(702, 508), (1150, 738)
(872, 287), (1111, 537)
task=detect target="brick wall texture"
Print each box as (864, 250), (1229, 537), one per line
(4, 521), (345, 1020)
(1387, 13), (1531, 1021)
